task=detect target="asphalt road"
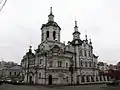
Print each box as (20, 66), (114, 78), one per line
(0, 83), (120, 90)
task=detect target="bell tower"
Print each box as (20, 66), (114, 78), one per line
(41, 7), (61, 42)
(73, 20), (80, 40)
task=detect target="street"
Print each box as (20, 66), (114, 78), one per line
(0, 83), (120, 90)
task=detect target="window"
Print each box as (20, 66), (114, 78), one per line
(66, 63), (68, 68)
(89, 51), (91, 57)
(39, 73), (41, 79)
(84, 50), (87, 56)
(90, 62), (92, 67)
(80, 61), (83, 67)
(80, 50), (82, 56)
(66, 76), (69, 82)
(53, 31), (56, 40)
(49, 61), (53, 67)
(14, 72), (16, 76)
(94, 62), (96, 67)
(9, 72), (11, 76)
(46, 31), (49, 38)
(39, 59), (42, 64)
(85, 62), (87, 67)
(58, 61), (62, 67)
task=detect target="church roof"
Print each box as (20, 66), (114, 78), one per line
(72, 31), (80, 35)
(9, 65), (21, 70)
(41, 21), (61, 30)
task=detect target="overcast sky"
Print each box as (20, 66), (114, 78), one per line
(0, 0), (120, 65)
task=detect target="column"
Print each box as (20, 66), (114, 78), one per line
(79, 76), (81, 84)
(84, 76), (87, 83)
(105, 76), (108, 82)
(94, 76), (96, 82)
(89, 76), (92, 82)
(33, 75), (36, 84)
(101, 76), (104, 81)
(98, 76), (100, 82)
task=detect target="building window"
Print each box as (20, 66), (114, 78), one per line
(46, 31), (49, 38)
(39, 59), (42, 64)
(49, 61), (53, 67)
(85, 62), (87, 67)
(53, 31), (56, 40)
(89, 51), (91, 57)
(39, 73), (41, 79)
(90, 62), (92, 67)
(66, 63), (68, 68)
(80, 61), (83, 67)
(84, 50), (87, 56)
(58, 61), (62, 67)
(80, 50), (82, 56)
(9, 72), (11, 76)
(66, 76), (69, 82)
(14, 72), (16, 76)
(94, 62), (96, 67)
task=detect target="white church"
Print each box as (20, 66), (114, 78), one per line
(21, 7), (109, 85)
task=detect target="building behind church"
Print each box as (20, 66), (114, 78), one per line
(21, 7), (110, 85)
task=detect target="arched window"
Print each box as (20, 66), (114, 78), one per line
(90, 62), (92, 67)
(9, 72), (11, 76)
(80, 61), (83, 67)
(89, 51), (91, 57)
(58, 61), (62, 67)
(80, 50), (82, 56)
(81, 75), (85, 82)
(39, 73), (41, 79)
(66, 62), (68, 68)
(49, 61), (53, 67)
(14, 72), (16, 76)
(53, 31), (56, 40)
(46, 31), (49, 39)
(66, 76), (69, 82)
(87, 76), (90, 82)
(84, 50), (87, 56)
(39, 59), (42, 64)
(85, 62), (87, 67)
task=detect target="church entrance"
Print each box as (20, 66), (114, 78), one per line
(29, 76), (32, 84)
(48, 75), (52, 85)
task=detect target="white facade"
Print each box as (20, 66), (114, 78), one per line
(21, 7), (109, 85)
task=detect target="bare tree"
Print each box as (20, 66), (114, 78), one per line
(0, 0), (7, 12)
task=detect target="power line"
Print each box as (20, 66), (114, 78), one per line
(0, 0), (7, 12)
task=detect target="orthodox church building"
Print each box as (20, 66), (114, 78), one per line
(21, 7), (109, 85)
